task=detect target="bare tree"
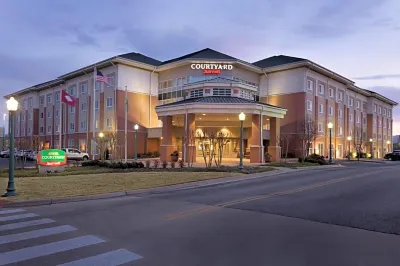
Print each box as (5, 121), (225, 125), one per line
(353, 127), (367, 161)
(279, 133), (292, 163)
(184, 129), (195, 167)
(297, 117), (317, 161)
(197, 129), (215, 168)
(214, 131), (230, 167)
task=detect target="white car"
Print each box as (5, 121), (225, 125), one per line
(61, 148), (89, 161)
(0, 150), (9, 158)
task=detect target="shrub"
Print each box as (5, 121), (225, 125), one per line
(317, 159), (327, 165)
(145, 160), (151, 168)
(110, 163), (119, 169)
(305, 154), (326, 164)
(170, 161), (176, 168)
(153, 151), (160, 158)
(178, 159), (184, 168)
(146, 152), (153, 157)
(170, 151), (179, 156)
(137, 162), (144, 168)
(126, 162), (133, 168)
(162, 160), (168, 169)
(298, 157), (304, 163)
(153, 159), (160, 169)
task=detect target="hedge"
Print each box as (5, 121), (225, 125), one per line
(82, 160), (144, 169)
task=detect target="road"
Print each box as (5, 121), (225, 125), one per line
(1, 162), (400, 265)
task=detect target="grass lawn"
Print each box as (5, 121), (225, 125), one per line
(1, 168), (279, 201)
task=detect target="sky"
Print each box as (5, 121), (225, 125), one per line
(1, 0), (399, 135)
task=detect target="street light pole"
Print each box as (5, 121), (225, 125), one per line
(369, 138), (373, 158)
(134, 124), (139, 160)
(2, 114), (5, 151)
(3, 97), (18, 197)
(328, 122), (333, 164)
(238, 112), (245, 170)
(347, 136), (352, 160)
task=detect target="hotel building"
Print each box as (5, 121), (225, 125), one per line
(4, 48), (397, 162)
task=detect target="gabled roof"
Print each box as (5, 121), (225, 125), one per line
(118, 52), (162, 66)
(156, 96), (285, 109)
(252, 55), (306, 68)
(160, 48), (238, 65)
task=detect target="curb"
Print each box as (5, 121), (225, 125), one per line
(0, 165), (339, 208)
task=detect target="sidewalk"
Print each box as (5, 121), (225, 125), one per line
(0, 164), (341, 208)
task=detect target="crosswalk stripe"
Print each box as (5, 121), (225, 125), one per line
(0, 225), (77, 244)
(58, 249), (143, 266)
(0, 235), (105, 266)
(0, 218), (55, 232)
(0, 213), (38, 222)
(0, 209), (25, 215)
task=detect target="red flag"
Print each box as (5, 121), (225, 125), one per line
(61, 90), (76, 106)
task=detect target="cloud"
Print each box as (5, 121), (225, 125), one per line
(353, 74), (400, 80)
(94, 24), (118, 33)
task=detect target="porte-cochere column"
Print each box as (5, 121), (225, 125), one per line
(268, 117), (281, 162)
(160, 115), (174, 162)
(250, 114), (263, 163)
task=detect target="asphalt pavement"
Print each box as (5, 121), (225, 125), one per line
(1, 162), (400, 265)
(0, 158), (36, 169)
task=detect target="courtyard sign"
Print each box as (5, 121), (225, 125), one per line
(37, 149), (67, 166)
(190, 63), (233, 74)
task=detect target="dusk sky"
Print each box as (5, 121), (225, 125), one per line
(1, 0), (399, 134)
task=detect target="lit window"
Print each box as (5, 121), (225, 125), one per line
(213, 88), (231, 96)
(190, 89), (203, 98)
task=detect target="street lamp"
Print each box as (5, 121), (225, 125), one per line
(387, 140), (391, 153)
(347, 136), (352, 160)
(3, 97), (18, 197)
(98, 132), (104, 160)
(369, 138), (373, 158)
(134, 124), (139, 160)
(2, 113), (6, 151)
(98, 132), (104, 138)
(238, 112), (246, 170)
(327, 122), (333, 164)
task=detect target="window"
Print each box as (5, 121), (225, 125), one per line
(80, 121), (87, 130)
(307, 100), (312, 111)
(95, 82), (102, 91)
(56, 109), (59, 118)
(307, 80), (313, 91)
(389, 123), (391, 130)
(378, 134), (382, 140)
(106, 97), (113, 107)
(56, 125), (60, 133)
(349, 113), (353, 122)
(350, 129), (353, 136)
(56, 92), (60, 102)
(379, 106), (382, 114)
(28, 98), (32, 107)
(349, 98), (353, 107)
(23, 99), (27, 109)
(373, 104), (377, 112)
(318, 123), (323, 132)
(47, 126), (52, 133)
(339, 126), (343, 135)
(383, 120), (386, 128)
(363, 117), (366, 125)
(338, 109), (343, 119)
(378, 119), (381, 127)
(17, 114), (20, 122)
(190, 89), (203, 98)
(68, 139), (75, 148)
(28, 112), (32, 121)
(40, 112), (44, 119)
(329, 88), (334, 98)
(81, 103), (87, 112)
(388, 110), (391, 117)
(319, 104), (324, 114)
(328, 106), (333, 116)
(95, 120), (99, 129)
(80, 84), (87, 94)
(47, 111), (51, 118)
(95, 100), (99, 110)
(40, 96), (45, 105)
(70, 122), (75, 131)
(70, 106), (75, 114)
(374, 118), (377, 126)
(22, 114), (25, 122)
(16, 128), (19, 135)
(338, 91), (343, 101)
(107, 76), (115, 87)
(356, 101), (360, 109)
(28, 128), (31, 135)
(383, 109), (387, 116)
(318, 84), (325, 95)
(213, 88), (232, 96)
(356, 116), (360, 124)
(317, 143), (324, 155)
(40, 127), (44, 133)
(106, 118), (111, 127)
(69, 86), (76, 96)
(47, 94), (52, 104)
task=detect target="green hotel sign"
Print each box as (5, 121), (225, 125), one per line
(37, 149), (67, 166)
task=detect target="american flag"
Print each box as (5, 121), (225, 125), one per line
(96, 70), (109, 84)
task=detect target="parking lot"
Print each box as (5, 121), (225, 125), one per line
(0, 157), (36, 168)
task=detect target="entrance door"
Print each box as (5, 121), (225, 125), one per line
(337, 144), (343, 158)
(317, 143), (324, 156)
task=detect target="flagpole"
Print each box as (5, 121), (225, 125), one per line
(59, 91), (62, 149)
(92, 67), (96, 160)
(124, 86), (127, 162)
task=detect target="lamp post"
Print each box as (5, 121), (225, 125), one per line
(327, 122), (333, 164)
(2, 113), (5, 151)
(98, 132), (104, 160)
(347, 136), (352, 160)
(369, 138), (373, 158)
(134, 124), (139, 160)
(3, 97), (18, 197)
(386, 140), (391, 153)
(238, 112), (245, 170)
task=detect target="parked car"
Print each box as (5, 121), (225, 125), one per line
(61, 148), (89, 161)
(384, 150), (400, 161)
(17, 150), (33, 158)
(0, 150), (9, 158)
(27, 151), (38, 161)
